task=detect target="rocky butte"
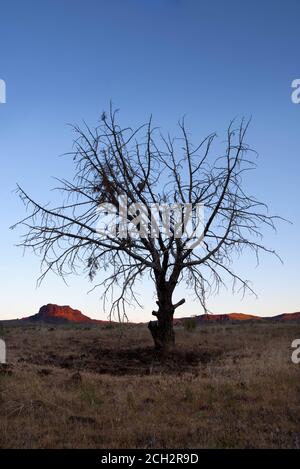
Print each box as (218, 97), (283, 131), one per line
(21, 304), (105, 324)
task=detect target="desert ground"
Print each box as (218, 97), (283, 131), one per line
(0, 321), (300, 448)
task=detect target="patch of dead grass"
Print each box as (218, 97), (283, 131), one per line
(0, 322), (300, 448)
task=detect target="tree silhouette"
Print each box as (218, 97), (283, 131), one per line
(13, 107), (282, 351)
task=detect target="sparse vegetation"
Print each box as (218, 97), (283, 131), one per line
(0, 322), (299, 448)
(184, 317), (198, 332)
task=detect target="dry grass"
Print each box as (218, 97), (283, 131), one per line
(0, 321), (300, 448)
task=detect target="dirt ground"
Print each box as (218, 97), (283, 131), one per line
(0, 321), (300, 448)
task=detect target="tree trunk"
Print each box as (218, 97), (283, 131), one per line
(148, 309), (175, 352)
(148, 271), (185, 352)
(148, 287), (175, 352)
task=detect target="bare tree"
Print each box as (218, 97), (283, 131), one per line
(12, 107), (282, 351)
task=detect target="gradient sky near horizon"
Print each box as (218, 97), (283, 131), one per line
(0, 0), (300, 321)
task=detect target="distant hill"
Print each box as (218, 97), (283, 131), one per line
(2, 304), (300, 325)
(266, 312), (300, 322)
(174, 311), (300, 325)
(21, 304), (106, 324)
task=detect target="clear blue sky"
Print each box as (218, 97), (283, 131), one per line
(0, 0), (299, 320)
